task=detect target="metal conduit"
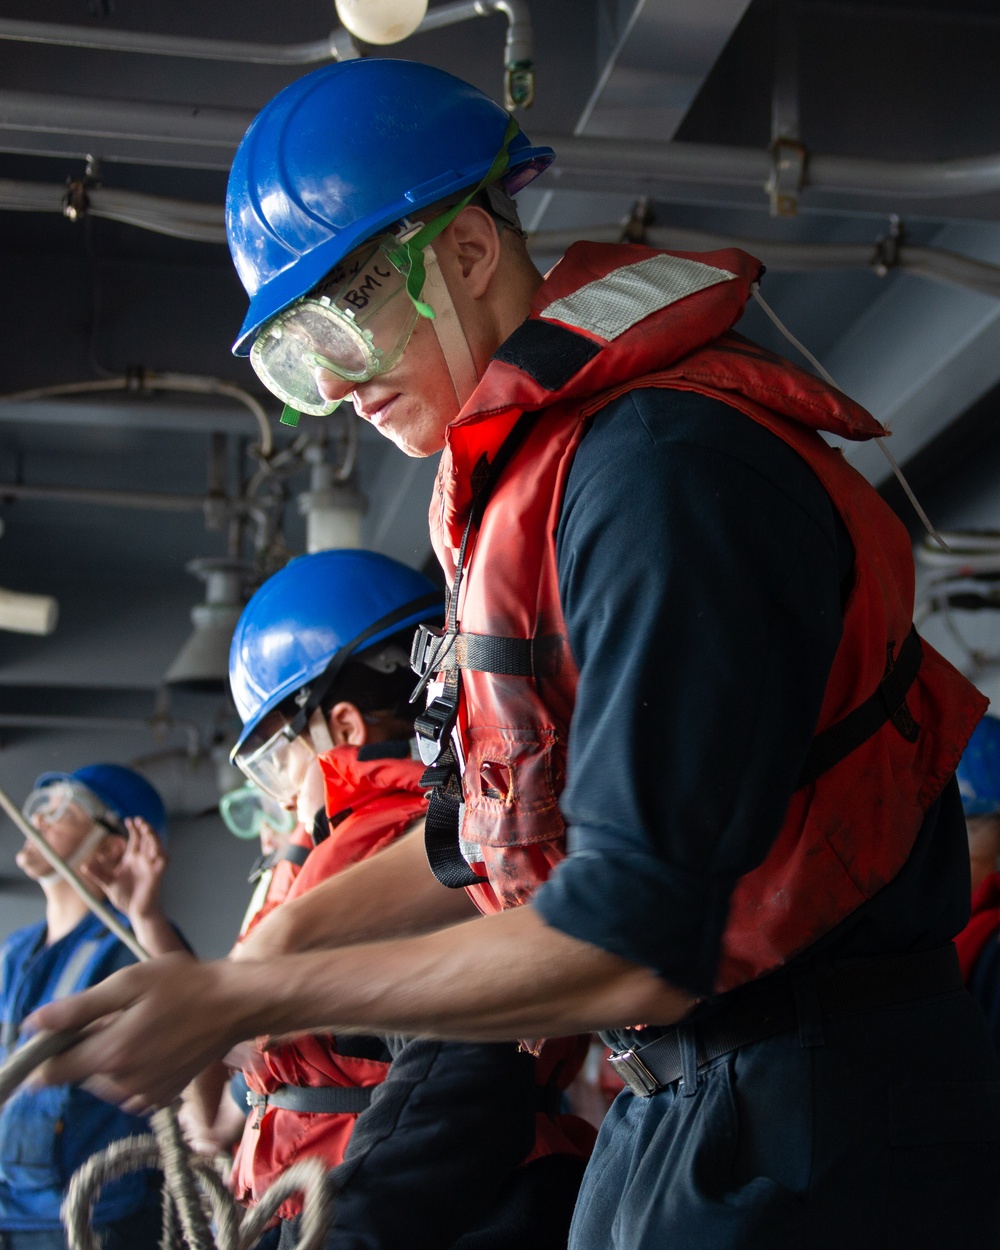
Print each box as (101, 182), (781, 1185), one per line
(531, 133), (1000, 201)
(528, 225), (1000, 298)
(0, 482), (212, 512)
(0, 18), (358, 63)
(0, 2), (532, 68)
(7, 170), (999, 297)
(1, 86), (999, 200)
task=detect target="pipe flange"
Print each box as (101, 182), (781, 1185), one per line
(62, 178), (89, 223)
(767, 137), (807, 217)
(872, 214), (905, 278)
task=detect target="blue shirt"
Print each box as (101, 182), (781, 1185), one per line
(533, 388), (970, 994)
(0, 911), (159, 1230)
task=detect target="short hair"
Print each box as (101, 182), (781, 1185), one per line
(321, 627), (424, 725)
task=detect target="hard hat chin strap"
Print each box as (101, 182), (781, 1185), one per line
(421, 250), (479, 408)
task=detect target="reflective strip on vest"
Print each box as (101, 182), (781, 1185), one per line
(541, 254), (737, 342)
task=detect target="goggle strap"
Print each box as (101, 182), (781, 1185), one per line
(392, 115), (521, 320)
(422, 252), (479, 406)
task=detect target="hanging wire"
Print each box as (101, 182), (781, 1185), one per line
(750, 282), (950, 552)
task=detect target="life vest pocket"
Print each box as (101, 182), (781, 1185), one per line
(461, 724), (565, 848)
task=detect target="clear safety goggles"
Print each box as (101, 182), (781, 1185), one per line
(249, 231), (420, 418)
(22, 780), (123, 835)
(219, 782), (297, 841)
(232, 708), (334, 807)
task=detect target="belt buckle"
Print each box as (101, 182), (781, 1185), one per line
(608, 1048), (661, 1098)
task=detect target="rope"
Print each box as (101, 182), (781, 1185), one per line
(0, 775), (335, 1249)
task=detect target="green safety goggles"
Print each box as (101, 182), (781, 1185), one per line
(252, 116), (520, 428)
(219, 782), (298, 840)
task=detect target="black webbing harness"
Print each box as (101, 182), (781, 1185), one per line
(411, 412), (540, 889)
(795, 625), (923, 789)
(411, 407), (926, 888)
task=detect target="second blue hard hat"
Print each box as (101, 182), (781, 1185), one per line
(957, 713), (1000, 816)
(226, 58), (554, 356)
(31, 764), (168, 841)
(229, 548), (442, 751)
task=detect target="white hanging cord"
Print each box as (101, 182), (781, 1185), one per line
(750, 283), (950, 552)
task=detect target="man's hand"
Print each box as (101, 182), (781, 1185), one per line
(83, 817), (166, 919)
(25, 908), (695, 1116)
(26, 953), (257, 1112)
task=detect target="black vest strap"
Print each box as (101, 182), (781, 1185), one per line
(412, 624), (534, 678)
(797, 626), (923, 790)
(246, 1083), (374, 1115)
(280, 843), (311, 868)
(422, 762), (485, 889)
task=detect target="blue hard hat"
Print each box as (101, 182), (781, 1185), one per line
(32, 764), (168, 841)
(226, 59), (554, 356)
(957, 714), (1000, 816)
(229, 548), (443, 751)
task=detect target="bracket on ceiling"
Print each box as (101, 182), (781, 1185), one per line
(767, 0), (807, 217)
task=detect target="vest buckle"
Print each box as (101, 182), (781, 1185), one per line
(414, 692), (458, 766)
(410, 623), (446, 680)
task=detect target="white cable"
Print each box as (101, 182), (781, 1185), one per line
(750, 283), (950, 552)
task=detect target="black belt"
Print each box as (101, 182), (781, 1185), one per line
(246, 1083), (375, 1115)
(608, 944), (963, 1098)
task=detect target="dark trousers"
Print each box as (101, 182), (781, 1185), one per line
(571, 986), (1000, 1249)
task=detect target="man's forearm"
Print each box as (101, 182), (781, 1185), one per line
(254, 906), (694, 1042)
(131, 910), (191, 959)
(29, 907), (694, 1110)
(234, 826), (478, 960)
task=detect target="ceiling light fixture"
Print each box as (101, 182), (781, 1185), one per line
(163, 557), (248, 693)
(334, 0), (428, 45)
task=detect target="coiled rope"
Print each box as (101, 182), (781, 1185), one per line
(0, 784), (334, 1250)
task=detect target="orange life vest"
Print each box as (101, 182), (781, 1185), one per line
(419, 242), (986, 992)
(233, 745), (427, 1217)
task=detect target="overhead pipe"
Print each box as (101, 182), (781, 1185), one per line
(0, 2), (534, 108)
(0, 178), (225, 244)
(0, 17), (360, 64)
(527, 224), (1000, 299)
(0, 481), (213, 513)
(3, 87), (1000, 202)
(0, 373), (273, 459)
(4, 170), (1000, 298)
